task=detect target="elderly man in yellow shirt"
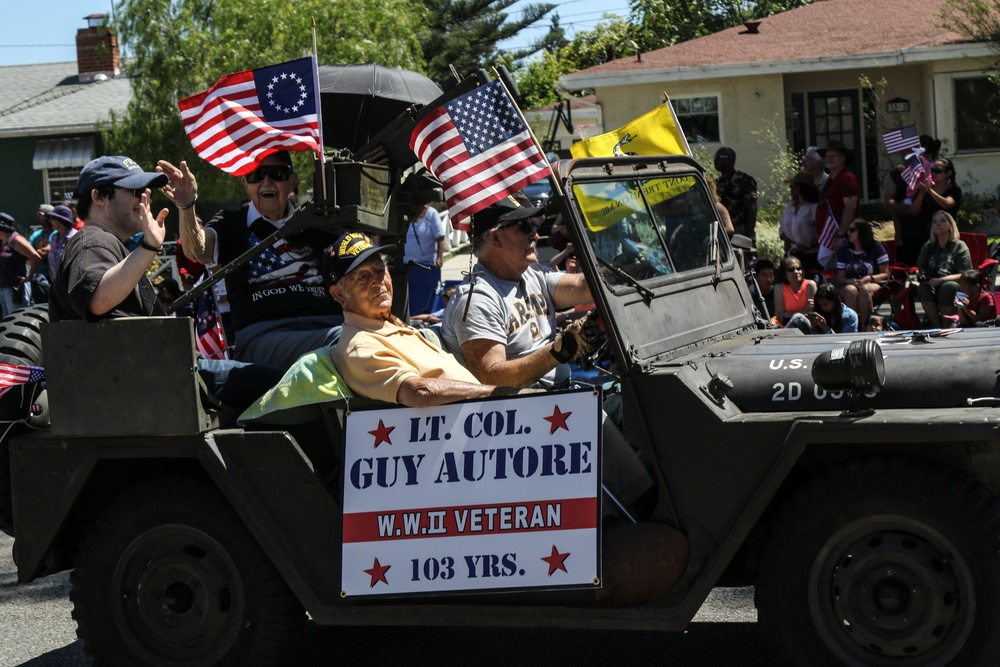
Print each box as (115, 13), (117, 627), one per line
(325, 231), (520, 407)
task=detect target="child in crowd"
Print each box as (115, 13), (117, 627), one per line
(866, 315), (886, 332)
(955, 269), (996, 326)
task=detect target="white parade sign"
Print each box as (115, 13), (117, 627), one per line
(341, 388), (602, 597)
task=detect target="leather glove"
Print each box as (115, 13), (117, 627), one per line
(551, 311), (595, 363)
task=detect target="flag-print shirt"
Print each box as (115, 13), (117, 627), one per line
(208, 205), (338, 332)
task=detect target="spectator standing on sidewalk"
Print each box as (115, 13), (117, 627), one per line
(714, 147), (758, 240)
(0, 213), (40, 318)
(46, 205), (78, 284)
(404, 202), (446, 316)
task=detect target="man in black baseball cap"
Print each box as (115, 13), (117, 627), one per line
(441, 192), (655, 518)
(49, 155), (169, 322)
(469, 194), (544, 238)
(73, 155), (169, 200)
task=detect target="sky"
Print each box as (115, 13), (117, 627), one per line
(0, 0), (628, 68)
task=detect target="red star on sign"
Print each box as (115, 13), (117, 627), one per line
(541, 545), (570, 576)
(543, 405), (572, 434)
(368, 419), (395, 448)
(364, 558), (391, 588)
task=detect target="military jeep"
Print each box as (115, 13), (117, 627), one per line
(5, 95), (1000, 665)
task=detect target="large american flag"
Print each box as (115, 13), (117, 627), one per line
(194, 284), (228, 361)
(178, 57), (322, 176)
(882, 124), (920, 155)
(0, 363), (44, 398)
(410, 80), (549, 229)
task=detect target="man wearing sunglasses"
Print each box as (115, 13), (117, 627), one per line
(157, 151), (343, 370)
(441, 195), (655, 517)
(442, 195), (592, 390)
(49, 155), (170, 322)
(49, 154), (285, 410)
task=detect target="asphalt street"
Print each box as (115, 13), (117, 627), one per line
(1, 531), (768, 666)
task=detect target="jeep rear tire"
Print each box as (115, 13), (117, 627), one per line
(70, 475), (305, 667)
(0, 304), (47, 536)
(756, 457), (1000, 667)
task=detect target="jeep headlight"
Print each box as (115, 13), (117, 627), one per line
(812, 339), (885, 394)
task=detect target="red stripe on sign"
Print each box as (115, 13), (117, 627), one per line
(343, 497), (597, 543)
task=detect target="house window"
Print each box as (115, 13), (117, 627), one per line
(673, 96), (720, 144)
(954, 77), (1000, 151)
(44, 167), (83, 203)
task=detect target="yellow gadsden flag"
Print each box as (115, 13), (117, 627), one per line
(570, 102), (689, 159)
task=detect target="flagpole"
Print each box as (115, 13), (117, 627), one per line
(492, 70), (565, 198)
(312, 18), (328, 202)
(663, 92), (692, 156)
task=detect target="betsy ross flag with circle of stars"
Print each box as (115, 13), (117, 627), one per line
(410, 80), (550, 229)
(179, 56), (322, 176)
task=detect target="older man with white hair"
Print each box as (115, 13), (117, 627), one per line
(803, 146), (829, 191)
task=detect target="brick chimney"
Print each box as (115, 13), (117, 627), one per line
(76, 14), (120, 82)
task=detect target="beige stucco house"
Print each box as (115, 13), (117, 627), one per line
(559, 0), (998, 205)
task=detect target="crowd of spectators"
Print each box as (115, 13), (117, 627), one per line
(749, 132), (998, 335)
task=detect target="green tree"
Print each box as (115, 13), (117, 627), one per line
(103, 0), (428, 204)
(629, 0), (722, 52)
(512, 15), (634, 109)
(420, 0), (554, 87)
(542, 14), (570, 53)
(630, 0), (811, 52)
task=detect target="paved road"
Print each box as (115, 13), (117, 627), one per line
(1, 531), (768, 666)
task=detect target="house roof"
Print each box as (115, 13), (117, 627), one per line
(0, 61), (132, 138)
(562, 0), (984, 88)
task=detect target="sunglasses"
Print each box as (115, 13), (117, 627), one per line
(788, 266), (804, 271)
(930, 167), (947, 174)
(847, 227), (858, 232)
(245, 164), (293, 184)
(116, 187), (145, 199)
(496, 219), (538, 234)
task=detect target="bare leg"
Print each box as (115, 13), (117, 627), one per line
(922, 302), (941, 328)
(840, 284), (860, 320)
(858, 282), (880, 328)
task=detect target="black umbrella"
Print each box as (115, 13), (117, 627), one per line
(318, 63), (443, 153)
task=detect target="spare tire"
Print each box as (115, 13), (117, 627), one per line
(0, 304), (48, 536)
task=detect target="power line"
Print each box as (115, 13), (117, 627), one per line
(501, 14), (632, 51)
(0, 44), (75, 49)
(505, 5), (630, 20)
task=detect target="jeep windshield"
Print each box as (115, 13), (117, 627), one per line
(571, 172), (730, 289)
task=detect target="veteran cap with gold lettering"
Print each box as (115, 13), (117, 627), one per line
(323, 231), (395, 284)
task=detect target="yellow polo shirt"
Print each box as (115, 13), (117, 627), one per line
(334, 311), (480, 403)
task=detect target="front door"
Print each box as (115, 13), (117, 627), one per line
(808, 90), (865, 197)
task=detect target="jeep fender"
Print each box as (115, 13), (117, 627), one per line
(9, 429), (345, 614)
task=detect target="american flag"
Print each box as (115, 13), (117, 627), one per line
(178, 56), (321, 176)
(194, 283), (228, 360)
(0, 363), (44, 398)
(817, 204), (840, 267)
(882, 124), (920, 155)
(410, 80), (549, 229)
